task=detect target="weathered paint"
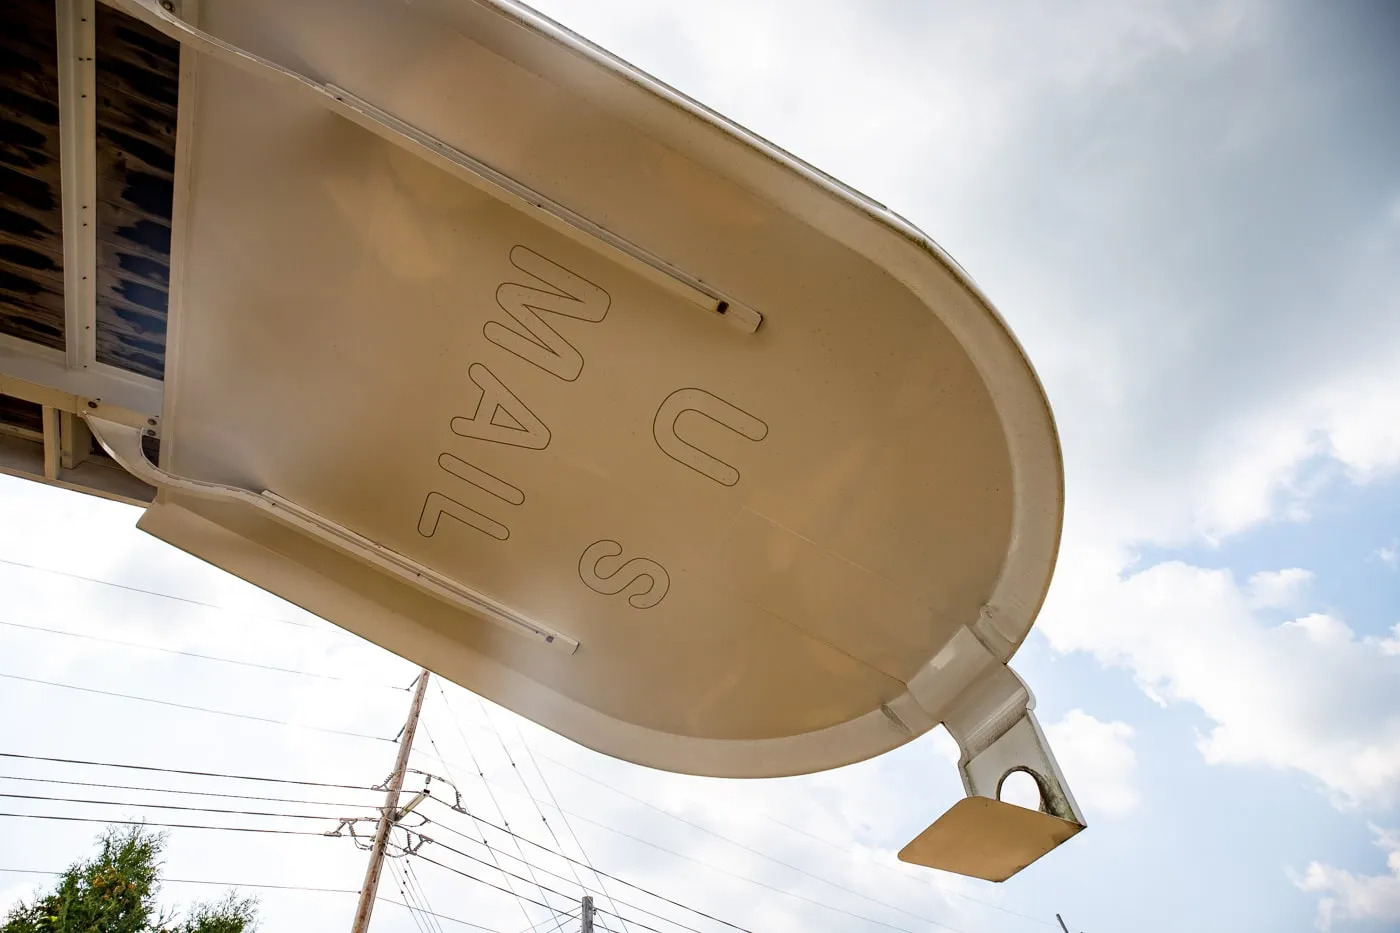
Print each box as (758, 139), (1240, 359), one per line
(0, 393), (44, 436)
(94, 4), (177, 380)
(0, 0), (66, 351)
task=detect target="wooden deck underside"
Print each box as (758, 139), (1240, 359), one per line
(0, 0), (177, 382)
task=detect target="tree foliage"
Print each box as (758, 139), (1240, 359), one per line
(2, 826), (257, 933)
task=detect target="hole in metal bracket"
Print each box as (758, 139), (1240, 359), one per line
(996, 768), (1043, 812)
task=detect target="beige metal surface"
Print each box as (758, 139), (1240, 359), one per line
(898, 797), (1084, 882)
(96, 0), (1066, 782)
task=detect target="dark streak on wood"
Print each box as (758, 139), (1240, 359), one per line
(0, 0), (65, 351)
(0, 393), (44, 434)
(95, 4), (177, 381)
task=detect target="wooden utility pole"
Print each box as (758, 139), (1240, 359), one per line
(350, 668), (431, 933)
(581, 896), (595, 933)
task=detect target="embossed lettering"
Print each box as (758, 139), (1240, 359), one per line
(451, 363), (551, 450)
(438, 453), (525, 505)
(418, 491), (509, 541)
(653, 388), (768, 486)
(486, 246), (611, 381)
(579, 540), (670, 610)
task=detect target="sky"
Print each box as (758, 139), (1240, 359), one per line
(3, 0), (1400, 931)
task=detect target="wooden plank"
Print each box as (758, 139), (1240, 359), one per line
(94, 196), (167, 379)
(96, 236), (166, 289)
(95, 81), (176, 172)
(93, 4), (175, 381)
(59, 408), (90, 469)
(41, 404), (59, 478)
(0, 0), (66, 352)
(94, 7), (180, 111)
(0, 391), (44, 433)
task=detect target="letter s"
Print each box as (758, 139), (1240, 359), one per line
(578, 540), (670, 610)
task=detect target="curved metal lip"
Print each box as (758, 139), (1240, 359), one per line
(479, 0), (1066, 657)
(103, 0), (1065, 776)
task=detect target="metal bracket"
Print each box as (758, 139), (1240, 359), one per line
(83, 415), (579, 654)
(899, 663), (1085, 881)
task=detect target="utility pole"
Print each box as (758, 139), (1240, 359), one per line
(581, 896), (595, 933)
(1055, 914), (1072, 933)
(350, 668), (431, 933)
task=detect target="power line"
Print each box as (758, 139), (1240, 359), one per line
(429, 683), (548, 929)
(410, 773), (954, 933)
(0, 751), (379, 791)
(390, 860), (434, 933)
(422, 736), (1025, 932)
(454, 687), (559, 924)
(515, 908), (580, 933)
(593, 908), (688, 933)
(0, 556), (344, 635)
(410, 748), (778, 920)
(418, 819), (750, 933)
(0, 867), (357, 894)
(0, 791), (365, 823)
(0, 773), (378, 808)
(420, 722), (537, 932)
(377, 895), (512, 933)
(0, 868), (506, 930)
(424, 709), (1047, 928)
(394, 857), (449, 933)
(0, 672), (395, 743)
(405, 853), (450, 933)
(418, 812), (749, 933)
(0, 619), (409, 688)
(526, 910), (581, 933)
(531, 748), (986, 931)
(413, 850), (575, 918)
(421, 834), (710, 933)
(758, 812), (1054, 926)
(506, 714), (628, 933)
(0, 811), (336, 836)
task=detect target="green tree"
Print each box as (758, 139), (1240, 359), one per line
(2, 826), (257, 933)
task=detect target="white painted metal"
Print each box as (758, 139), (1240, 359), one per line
(54, 0), (97, 372)
(88, 0), (1084, 878)
(86, 417), (576, 651)
(0, 335), (164, 416)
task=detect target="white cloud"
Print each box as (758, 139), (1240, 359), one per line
(1040, 551), (1400, 810)
(1247, 568), (1315, 610)
(1295, 825), (1400, 931)
(1044, 710), (1140, 817)
(1376, 544), (1398, 570)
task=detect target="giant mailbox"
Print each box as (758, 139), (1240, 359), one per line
(0, 0), (1084, 880)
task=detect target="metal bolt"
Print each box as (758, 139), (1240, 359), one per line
(160, 0), (175, 9)
(147, 418), (157, 426)
(86, 400), (97, 409)
(144, 429), (157, 437)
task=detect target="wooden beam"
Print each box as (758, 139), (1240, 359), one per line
(60, 409), (90, 469)
(41, 404), (60, 478)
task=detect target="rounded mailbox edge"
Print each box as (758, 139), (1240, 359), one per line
(487, 0), (1066, 664)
